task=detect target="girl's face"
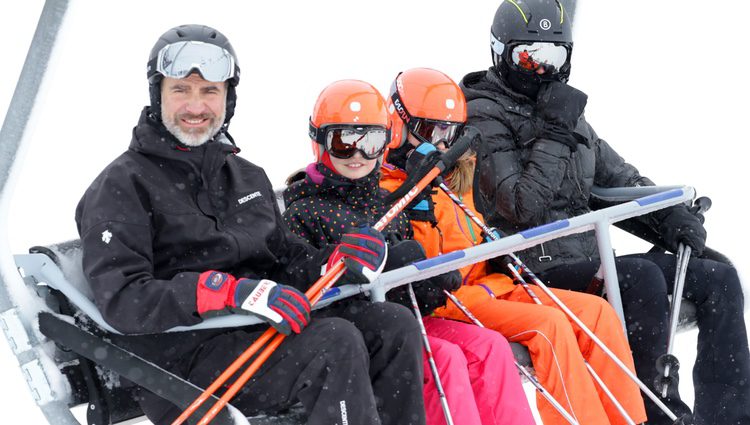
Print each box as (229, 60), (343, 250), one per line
(329, 151), (378, 180)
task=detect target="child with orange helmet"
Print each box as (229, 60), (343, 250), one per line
(380, 67), (647, 425)
(282, 79), (533, 425)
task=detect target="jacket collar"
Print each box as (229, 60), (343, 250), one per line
(461, 67), (534, 105)
(283, 162), (382, 208)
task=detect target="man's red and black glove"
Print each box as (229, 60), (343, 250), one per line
(326, 225), (388, 284)
(197, 271), (311, 335)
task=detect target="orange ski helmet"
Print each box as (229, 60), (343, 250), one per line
(387, 68), (467, 149)
(309, 80), (390, 162)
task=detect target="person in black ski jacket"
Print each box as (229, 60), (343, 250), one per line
(75, 25), (416, 425)
(463, 2), (750, 425)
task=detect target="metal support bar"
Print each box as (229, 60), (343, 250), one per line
(594, 220), (626, 330)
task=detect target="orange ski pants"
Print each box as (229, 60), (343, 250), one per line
(439, 284), (647, 425)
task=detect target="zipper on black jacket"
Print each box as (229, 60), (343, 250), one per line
(538, 243), (552, 262)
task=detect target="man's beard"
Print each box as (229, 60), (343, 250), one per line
(162, 108), (226, 147)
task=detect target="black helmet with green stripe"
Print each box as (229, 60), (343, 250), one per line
(490, 0), (573, 94)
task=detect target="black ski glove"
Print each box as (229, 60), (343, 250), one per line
(387, 270), (463, 315)
(404, 142), (440, 223)
(384, 239), (427, 271)
(405, 141), (442, 176)
(383, 239), (462, 315)
(535, 81), (589, 152)
(536, 81), (588, 129)
(657, 205), (707, 256)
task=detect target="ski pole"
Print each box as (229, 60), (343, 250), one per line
(656, 196), (711, 398)
(408, 285), (454, 425)
(655, 243), (691, 398)
(443, 290), (580, 425)
(438, 182), (677, 421)
(174, 130), (473, 425)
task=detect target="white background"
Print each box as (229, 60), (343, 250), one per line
(1, 1), (748, 423)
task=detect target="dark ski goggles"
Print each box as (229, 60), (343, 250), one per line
(508, 42), (569, 75)
(411, 118), (463, 148)
(310, 123), (389, 159)
(153, 40), (236, 82)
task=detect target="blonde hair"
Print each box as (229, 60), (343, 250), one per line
(446, 150), (476, 197)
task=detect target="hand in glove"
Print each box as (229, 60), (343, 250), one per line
(535, 81), (589, 152)
(405, 141), (442, 176)
(197, 271), (311, 335)
(404, 142), (440, 222)
(382, 239), (462, 314)
(658, 205), (707, 256)
(327, 225), (387, 284)
(384, 239), (427, 271)
(536, 81), (588, 129)
(388, 270), (463, 315)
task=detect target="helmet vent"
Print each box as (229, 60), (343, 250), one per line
(208, 31), (217, 39)
(175, 29), (185, 38)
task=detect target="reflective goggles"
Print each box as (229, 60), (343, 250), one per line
(410, 118), (463, 147)
(508, 42), (569, 75)
(154, 40), (236, 82)
(310, 123), (389, 160)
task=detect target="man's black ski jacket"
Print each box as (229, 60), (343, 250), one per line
(76, 107), (330, 345)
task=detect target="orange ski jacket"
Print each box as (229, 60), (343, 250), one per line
(380, 164), (515, 317)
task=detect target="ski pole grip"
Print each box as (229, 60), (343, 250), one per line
(439, 126), (477, 172)
(693, 196), (712, 215)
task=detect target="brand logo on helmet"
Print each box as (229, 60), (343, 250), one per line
(393, 98), (410, 124)
(540, 19), (552, 31)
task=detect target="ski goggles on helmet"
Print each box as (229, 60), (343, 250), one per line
(411, 118), (463, 147)
(390, 90), (464, 148)
(508, 42), (569, 75)
(309, 123), (389, 160)
(153, 40), (236, 82)
(492, 35), (570, 76)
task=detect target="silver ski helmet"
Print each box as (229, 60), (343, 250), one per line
(491, 0), (573, 86)
(146, 24), (241, 125)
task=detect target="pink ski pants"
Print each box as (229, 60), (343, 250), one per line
(422, 317), (535, 425)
